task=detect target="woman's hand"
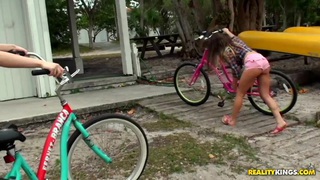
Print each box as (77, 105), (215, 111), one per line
(222, 28), (235, 38)
(41, 61), (64, 78)
(222, 28), (229, 33)
(12, 45), (28, 55)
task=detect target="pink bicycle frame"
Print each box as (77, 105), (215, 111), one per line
(191, 49), (260, 96)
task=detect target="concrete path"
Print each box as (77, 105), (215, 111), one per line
(138, 93), (320, 175)
(0, 82), (319, 178)
(139, 94), (299, 137)
(0, 85), (176, 125)
(250, 125), (320, 172)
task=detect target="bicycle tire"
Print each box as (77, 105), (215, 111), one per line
(67, 113), (148, 180)
(248, 70), (298, 115)
(174, 62), (211, 106)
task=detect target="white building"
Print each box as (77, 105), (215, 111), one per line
(0, 0), (132, 101)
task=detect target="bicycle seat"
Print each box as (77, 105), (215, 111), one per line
(0, 124), (26, 150)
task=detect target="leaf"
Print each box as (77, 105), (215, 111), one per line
(299, 88), (309, 94)
(127, 108), (136, 115)
(209, 154), (215, 159)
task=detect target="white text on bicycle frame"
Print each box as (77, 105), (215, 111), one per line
(43, 109), (70, 170)
(51, 109), (70, 139)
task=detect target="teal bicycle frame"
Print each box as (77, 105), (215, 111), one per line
(3, 58), (112, 180)
(5, 112), (112, 180)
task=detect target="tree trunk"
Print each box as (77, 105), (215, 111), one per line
(235, 0), (265, 33)
(235, 0), (250, 32)
(296, 12), (301, 26)
(228, 0), (235, 31)
(190, 0), (206, 32)
(263, 0), (266, 26)
(88, 22), (94, 48)
(279, 0), (287, 30)
(249, 0), (258, 29)
(140, 0), (145, 35)
(212, 0), (223, 13)
(172, 0), (196, 58)
(207, 0), (225, 31)
(256, 0), (264, 30)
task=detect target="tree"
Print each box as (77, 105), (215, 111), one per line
(172, 0), (195, 57)
(207, 0), (265, 33)
(266, 0), (320, 30)
(236, 0), (264, 32)
(75, 0), (116, 48)
(128, 0), (167, 37)
(45, 0), (72, 48)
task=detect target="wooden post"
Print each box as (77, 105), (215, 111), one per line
(66, 0), (84, 74)
(115, 0), (133, 75)
(131, 43), (141, 77)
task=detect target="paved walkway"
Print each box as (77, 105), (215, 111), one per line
(139, 94), (299, 137)
(0, 85), (176, 125)
(1, 83), (320, 177)
(138, 93), (320, 176)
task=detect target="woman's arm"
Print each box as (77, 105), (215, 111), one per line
(222, 28), (235, 38)
(0, 44), (15, 51)
(0, 44), (28, 54)
(232, 76), (238, 90)
(0, 51), (64, 77)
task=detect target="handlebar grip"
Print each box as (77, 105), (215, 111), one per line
(31, 69), (50, 76)
(8, 50), (26, 56)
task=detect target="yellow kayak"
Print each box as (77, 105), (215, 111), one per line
(238, 31), (320, 57)
(284, 26), (320, 34)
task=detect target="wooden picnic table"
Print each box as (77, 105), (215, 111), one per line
(130, 33), (181, 59)
(262, 25), (277, 31)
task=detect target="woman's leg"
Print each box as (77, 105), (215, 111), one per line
(226, 68), (262, 125)
(257, 68), (287, 129)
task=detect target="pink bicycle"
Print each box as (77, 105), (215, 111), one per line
(173, 31), (298, 115)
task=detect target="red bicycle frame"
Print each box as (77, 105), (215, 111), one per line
(37, 103), (73, 179)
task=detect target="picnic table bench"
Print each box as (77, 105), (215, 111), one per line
(130, 33), (181, 59)
(262, 25), (277, 31)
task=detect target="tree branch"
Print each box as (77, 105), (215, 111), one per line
(80, 0), (91, 14)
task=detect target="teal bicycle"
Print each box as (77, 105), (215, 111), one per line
(0, 53), (149, 180)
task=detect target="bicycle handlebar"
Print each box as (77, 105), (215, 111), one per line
(27, 52), (80, 103)
(31, 69), (50, 76)
(194, 29), (223, 41)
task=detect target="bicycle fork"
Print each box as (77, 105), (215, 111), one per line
(73, 120), (113, 163)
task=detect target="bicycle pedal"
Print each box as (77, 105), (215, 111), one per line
(218, 101), (224, 107)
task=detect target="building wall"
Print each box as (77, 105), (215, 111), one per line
(78, 28), (158, 45)
(0, 0), (56, 101)
(78, 29), (108, 44)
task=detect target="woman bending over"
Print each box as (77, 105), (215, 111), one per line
(204, 28), (287, 134)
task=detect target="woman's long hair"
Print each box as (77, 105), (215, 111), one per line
(203, 32), (233, 66)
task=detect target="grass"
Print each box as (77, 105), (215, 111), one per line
(81, 53), (121, 60)
(11, 106), (259, 179)
(52, 44), (121, 59)
(52, 44), (92, 56)
(142, 112), (194, 132)
(140, 131), (259, 179)
(304, 119), (320, 128)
